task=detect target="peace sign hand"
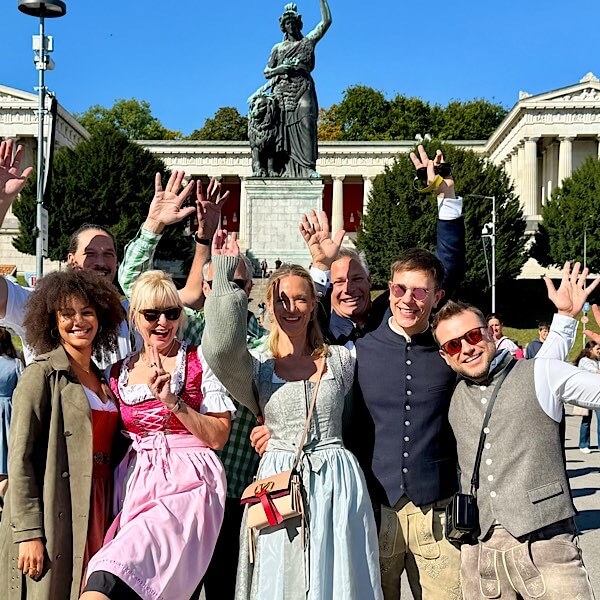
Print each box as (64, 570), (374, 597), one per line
(144, 171), (196, 234)
(409, 145), (455, 198)
(147, 346), (178, 407)
(583, 304), (600, 346)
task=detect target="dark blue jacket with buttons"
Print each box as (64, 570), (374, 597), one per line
(349, 322), (459, 509)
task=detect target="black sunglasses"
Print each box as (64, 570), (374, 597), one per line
(440, 326), (487, 356)
(206, 279), (247, 290)
(139, 307), (182, 322)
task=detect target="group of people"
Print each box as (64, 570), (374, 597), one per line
(0, 135), (599, 600)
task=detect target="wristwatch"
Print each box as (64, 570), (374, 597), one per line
(193, 232), (211, 246)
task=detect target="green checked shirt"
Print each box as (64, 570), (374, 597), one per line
(118, 226), (267, 497)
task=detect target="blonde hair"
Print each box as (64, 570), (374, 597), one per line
(129, 270), (186, 335)
(266, 264), (327, 359)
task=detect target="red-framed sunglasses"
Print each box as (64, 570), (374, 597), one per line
(440, 326), (487, 356)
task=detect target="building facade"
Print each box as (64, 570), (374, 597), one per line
(1, 74), (599, 276)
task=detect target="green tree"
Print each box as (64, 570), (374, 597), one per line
(334, 86), (392, 140)
(387, 95), (433, 140)
(318, 105), (344, 141)
(189, 107), (248, 141)
(435, 99), (508, 140)
(531, 157), (600, 272)
(13, 124), (191, 264)
(77, 99), (181, 140)
(356, 141), (527, 307)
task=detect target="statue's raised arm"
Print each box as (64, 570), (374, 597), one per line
(306, 0), (332, 43)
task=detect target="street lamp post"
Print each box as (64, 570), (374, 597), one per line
(469, 194), (497, 312)
(17, 1), (67, 281)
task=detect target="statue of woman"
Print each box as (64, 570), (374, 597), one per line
(264, 1), (332, 178)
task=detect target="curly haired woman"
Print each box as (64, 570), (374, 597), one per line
(0, 269), (125, 600)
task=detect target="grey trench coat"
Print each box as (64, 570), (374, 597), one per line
(0, 346), (96, 600)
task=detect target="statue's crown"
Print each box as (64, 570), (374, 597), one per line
(282, 3), (299, 17)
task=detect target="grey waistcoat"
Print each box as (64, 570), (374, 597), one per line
(448, 356), (575, 539)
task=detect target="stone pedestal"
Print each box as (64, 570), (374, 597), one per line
(243, 178), (324, 268)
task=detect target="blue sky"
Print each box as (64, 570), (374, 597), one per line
(1, 0), (599, 136)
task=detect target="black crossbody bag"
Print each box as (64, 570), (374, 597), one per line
(445, 360), (516, 543)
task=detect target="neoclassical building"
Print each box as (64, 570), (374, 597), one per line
(1, 73), (599, 275)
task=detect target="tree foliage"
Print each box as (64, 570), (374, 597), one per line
(77, 99), (181, 140)
(189, 107), (249, 141)
(13, 124), (191, 264)
(531, 157), (600, 272)
(356, 141), (527, 307)
(319, 85), (508, 141)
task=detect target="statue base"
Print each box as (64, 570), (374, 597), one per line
(241, 178), (324, 270)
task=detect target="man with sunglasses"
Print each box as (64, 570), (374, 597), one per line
(431, 266), (599, 600)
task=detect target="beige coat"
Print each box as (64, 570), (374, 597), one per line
(0, 346), (94, 600)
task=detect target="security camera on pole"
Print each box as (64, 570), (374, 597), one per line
(17, 1), (67, 281)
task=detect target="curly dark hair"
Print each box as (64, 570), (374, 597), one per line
(23, 270), (125, 359)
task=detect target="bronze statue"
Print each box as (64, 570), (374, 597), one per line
(249, 1), (332, 178)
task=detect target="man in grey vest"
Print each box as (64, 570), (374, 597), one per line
(432, 270), (599, 599)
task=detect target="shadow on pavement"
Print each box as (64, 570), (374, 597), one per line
(575, 509), (600, 533)
(567, 467), (600, 478)
(571, 487), (598, 499)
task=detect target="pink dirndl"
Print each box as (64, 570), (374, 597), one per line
(86, 344), (228, 600)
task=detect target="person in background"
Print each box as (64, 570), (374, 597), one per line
(0, 270), (125, 600)
(573, 340), (600, 453)
(525, 321), (550, 359)
(487, 313), (519, 354)
(0, 327), (23, 501)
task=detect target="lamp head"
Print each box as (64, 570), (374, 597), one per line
(18, 0), (67, 18)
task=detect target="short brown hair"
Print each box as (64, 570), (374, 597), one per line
(390, 249), (445, 289)
(431, 300), (486, 344)
(23, 270), (125, 359)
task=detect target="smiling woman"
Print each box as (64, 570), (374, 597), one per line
(0, 270), (125, 600)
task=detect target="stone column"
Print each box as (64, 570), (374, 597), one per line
(546, 142), (558, 201)
(331, 175), (345, 234)
(517, 142), (526, 201)
(522, 138), (539, 218)
(362, 175), (375, 215)
(510, 149), (519, 193)
(238, 178), (248, 244)
(558, 136), (574, 186)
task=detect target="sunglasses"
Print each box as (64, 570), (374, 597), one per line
(206, 279), (247, 290)
(440, 326), (487, 356)
(390, 283), (430, 302)
(139, 307), (182, 322)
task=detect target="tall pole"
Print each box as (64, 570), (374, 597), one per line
(35, 15), (46, 281)
(491, 195), (496, 313)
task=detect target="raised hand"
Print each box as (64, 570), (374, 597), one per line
(144, 171), (196, 234)
(196, 178), (230, 240)
(409, 145), (455, 198)
(0, 139), (33, 210)
(212, 230), (240, 257)
(299, 209), (345, 270)
(147, 346), (177, 408)
(583, 304), (600, 345)
(544, 261), (600, 318)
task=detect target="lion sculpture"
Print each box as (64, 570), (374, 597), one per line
(248, 93), (280, 177)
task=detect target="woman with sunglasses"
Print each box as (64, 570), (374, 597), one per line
(82, 270), (235, 600)
(202, 233), (382, 600)
(0, 270), (125, 600)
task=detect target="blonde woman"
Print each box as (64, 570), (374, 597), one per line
(82, 270), (235, 600)
(202, 233), (382, 600)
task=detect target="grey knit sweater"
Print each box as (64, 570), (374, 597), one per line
(202, 254), (260, 416)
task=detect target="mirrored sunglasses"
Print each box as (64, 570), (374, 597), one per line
(440, 326), (487, 356)
(139, 307), (182, 322)
(390, 283), (429, 302)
